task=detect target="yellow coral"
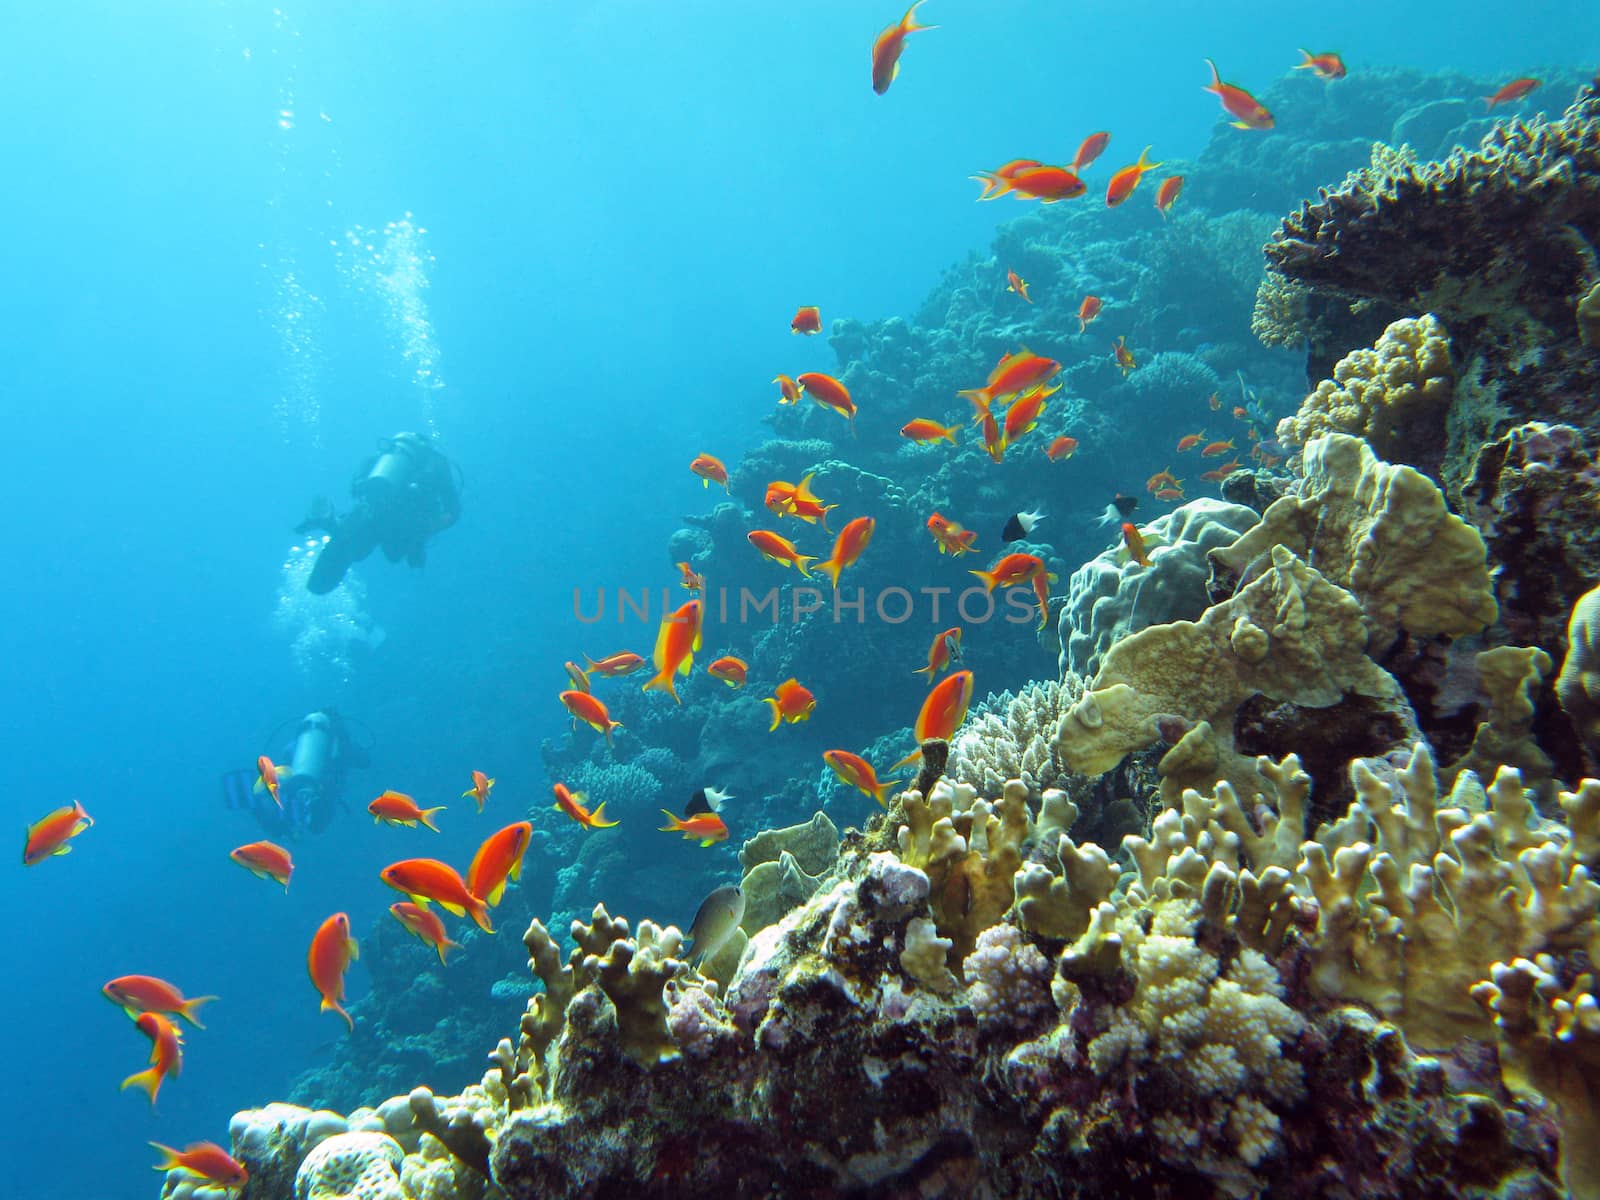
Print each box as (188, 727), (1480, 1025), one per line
(1211, 433), (1497, 642)
(1275, 314), (1452, 462)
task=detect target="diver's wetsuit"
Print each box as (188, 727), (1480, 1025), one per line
(300, 432), (461, 595)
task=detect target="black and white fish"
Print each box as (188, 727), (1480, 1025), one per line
(685, 786), (733, 818)
(1001, 508), (1045, 543)
(1096, 493), (1139, 528)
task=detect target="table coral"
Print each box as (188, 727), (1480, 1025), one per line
(1275, 313), (1453, 469)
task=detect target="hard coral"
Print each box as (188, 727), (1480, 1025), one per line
(1275, 314), (1453, 469)
(1210, 432), (1497, 644)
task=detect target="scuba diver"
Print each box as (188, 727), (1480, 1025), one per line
(297, 432), (462, 595)
(222, 709), (372, 840)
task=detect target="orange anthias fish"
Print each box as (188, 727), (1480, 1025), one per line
(1207, 391), (1222, 411)
(1105, 145), (1162, 207)
(1029, 568), (1053, 629)
(1295, 49), (1347, 81)
(1232, 405), (1249, 420)
(890, 667), (977, 771)
(368, 790), (445, 832)
(791, 305), (822, 334)
(462, 770), (495, 812)
(960, 349), (1061, 414)
(1176, 430), (1207, 452)
(104, 976), (216, 1028)
(1202, 458), (1243, 482)
(1112, 336), (1137, 376)
(1146, 469), (1182, 493)
(466, 821), (533, 907)
(1006, 270), (1032, 303)
(914, 626), (963, 681)
(553, 782), (620, 830)
(586, 650), (647, 677)
(823, 750), (900, 807)
(992, 165), (1094, 203)
(1002, 387), (1049, 444)
(149, 1142), (248, 1190)
(659, 809), (729, 847)
(307, 911), (360, 1031)
(1122, 523), (1153, 567)
(972, 158), (1042, 200)
(677, 561), (705, 593)
(229, 841), (293, 891)
(560, 688), (624, 745)
(980, 410), (1006, 463)
(1154, 175), (1184, 217)
(707, 655), (749, 687)
(818, 516), (874, 589)
(1204, 59), (1274, 129)
(927, 511), (979, 556)
(255, 755), (287, 809)
(22, 799), (93, 865)
(1077, 294), (1103, 333)
(390, 902), (461, 966)
(797, 372), (857, 433)
(765, 677), (817, 730)
(379, 858), (494, 932)
(871, 0), (936, 94)
(918, 669), (975, 742)
(765, 472), (837, 529)
(970, 552), (1048, 593)
(690, 453), (730, 491)
(1154, 486), (1186, 502)
(901, 418), (961, 445)
(1071, 131), (1111, 172)
(122, 1011), (183, 1105)
(748, 529), (818, 576)
(1484, 77), (1540, 109)
(1045, 436), (1079, 461)
(773, 374), (802, 405)
(1201, 438), (1236, 458)
(564, 660), (592, 693)
(641, 598), (704, 702)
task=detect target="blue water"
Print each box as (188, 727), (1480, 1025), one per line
(2, 3), (1594, 1195)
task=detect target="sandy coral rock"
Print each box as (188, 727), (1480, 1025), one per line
(1561, 582), (1600, 762)
(294, 1132), (403, 1200)
(1058, 544), (1398, 777)
(1210, 433), (1497, 643)
(738, 810), (840, 878)
(741, 848), (824, 934)
(1460, 422), (1600, 653)
(1276, 314), (1453, 466)
(1058, 498), (1261, 678)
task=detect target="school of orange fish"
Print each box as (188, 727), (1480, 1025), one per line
(18, 6), (1555, 1190)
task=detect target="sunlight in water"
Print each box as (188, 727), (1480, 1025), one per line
(272, 541), (386, 688)
(338, 214), (446, 436)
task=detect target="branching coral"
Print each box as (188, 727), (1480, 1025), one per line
(1275, 314), (1454, 466)
(1210, 432), (1497, 643)
(946, 677), (1082, 797)
(1250, 272), (1312, 349)
(1442, 645), (1556, 800)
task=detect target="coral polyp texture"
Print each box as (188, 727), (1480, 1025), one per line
(198, 761), (1598, 1199)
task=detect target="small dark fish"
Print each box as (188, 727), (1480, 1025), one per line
(685, 786), (733, 819)
(687, 883), (745, 966)
(1001, 508), (1045, 543)
(1097, 493), (1139, 528)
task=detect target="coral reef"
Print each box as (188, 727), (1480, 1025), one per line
(1266, 89), (1600, 494)
(1057, 498), (1260, 678)
(1275, 313), (1454, 472)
